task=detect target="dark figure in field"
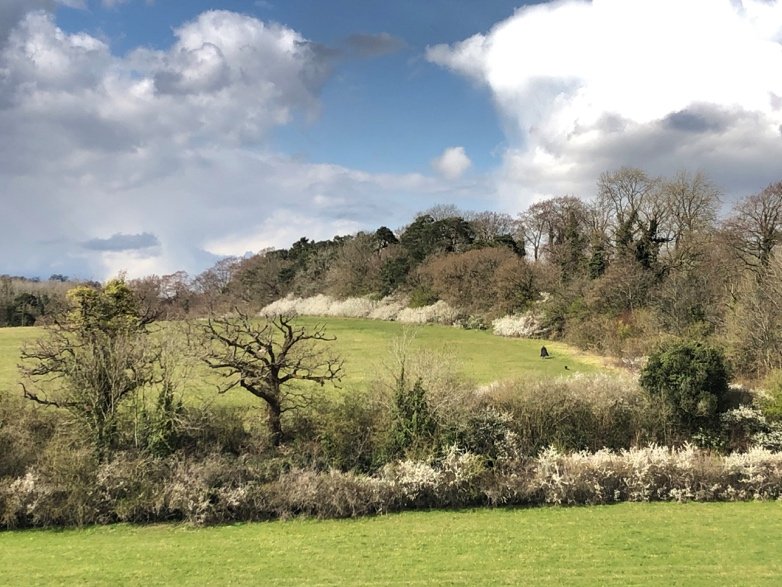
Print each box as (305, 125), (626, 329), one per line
(540, 346), (549, 359)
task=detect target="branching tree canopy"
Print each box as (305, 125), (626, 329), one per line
(400, 214), (475, 262)
(201, 312), (343, 446)
(19, 279), (156, 458)
(660, 171), (720, 265)
(597, 167), (670, 269)
(723, 181), (782, 273)
(727, 250), (782, 376)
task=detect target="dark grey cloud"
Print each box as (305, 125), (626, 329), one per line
(83, 232), (160, 252)
(344, 33), (406, 57)
(309, 32), (407, 63)
(0, 0), (48, 47)
(663, 107), (729, 134)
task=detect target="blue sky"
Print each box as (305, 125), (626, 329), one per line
(2, 0), (782, 279)
(55, 0), (520, 174)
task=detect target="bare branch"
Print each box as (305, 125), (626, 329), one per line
(199, 311), (343, 446)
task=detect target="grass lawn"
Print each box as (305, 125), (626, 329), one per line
(0, 326), (38, 396)
(1, 503), (781, 586)
(0, 318), (606, 405)
(293, 316), (602, 385)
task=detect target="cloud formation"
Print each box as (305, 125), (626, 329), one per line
(83, 233), (161, 252)
(344, 33), (406, 57)
(0, 7), (474, 279)
(428, 0), (782, 207)
(432, 146), (472, 180)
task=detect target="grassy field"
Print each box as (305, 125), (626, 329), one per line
(0, 318), (605, 404)
(0, 326), (38, 396)
(1, 503), (781, 586)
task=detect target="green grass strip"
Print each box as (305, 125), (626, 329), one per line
(2, 503), (781, 586)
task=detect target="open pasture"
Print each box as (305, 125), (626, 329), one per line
(0, 318), (604, 404)
(0, 326), (38, 396)
(1, 503), (781, 586)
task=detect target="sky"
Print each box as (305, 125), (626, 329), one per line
(1, 0), (782, 280)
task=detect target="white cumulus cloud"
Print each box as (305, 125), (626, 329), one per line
(1, 8), (481, 279)
(427, 0), (782, 209)
(431, 146), (472, 180)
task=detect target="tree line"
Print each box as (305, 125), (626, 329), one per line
(135, 167), (782, 380)
(4, 167), (782, 379)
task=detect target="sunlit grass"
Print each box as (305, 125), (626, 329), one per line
(0, 317), (607, 407)
(0, 326), (38, 397)
(1, 503), (781, 586)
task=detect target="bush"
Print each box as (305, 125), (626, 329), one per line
(396, 301), (460, 325)
(639, 340), (731, 434)
(167, 404), (252, 456)
(316, 391), (388, 473)
(0, 394), (60, 478)
(445, 406), (519, 466)
(484, 374), (664, 454)
(758, 369), (782, 422)
(5, 443), (782, 528)
(1, 446), (101, 528)
(387, 379), (438, 460)
(491, 313), (546, 338)
(259, 294), (464, 325)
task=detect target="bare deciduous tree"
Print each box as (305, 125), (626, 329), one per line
(201, 312), (343, 446)
(727, 250), (782, 376)
(325, 233), (385, 297)
(597, 167), (669, 269)
(597, 167), (658, 228)
(519, 200), (554, 262)
(660, 171), (720, 268)
(466, 210), (518, 244)
(723, 181), (782, 272)
(418, 203), (463, 221)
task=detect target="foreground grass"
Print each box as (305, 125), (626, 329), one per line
(1, 503), (780, 586)
(0, 318), (604, 403)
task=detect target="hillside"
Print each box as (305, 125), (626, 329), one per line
(0, 318), (606, 402)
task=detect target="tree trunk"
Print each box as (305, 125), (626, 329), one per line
(267, 401), (283, 447)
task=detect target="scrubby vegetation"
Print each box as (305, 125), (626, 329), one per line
(2, 315), (782, 528)
(3, 168), (782, 530)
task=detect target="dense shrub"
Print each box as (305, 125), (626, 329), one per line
(152, 404), (252, 457)
(0, 394), (60, 478)
(315, 390), (388, 473)
(5, 444), (782, 529)
(1, 446), (100, 528)
(758, 369), (782, 421)
(416, 248), (534, 317)
(387, 379), (438, 460)
(484, 374), (666, 454)
(640, 340), (731, 433)
(491, 313), (546, 338)
(260, 294), (461, 325)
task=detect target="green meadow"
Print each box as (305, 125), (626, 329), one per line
(0, 317), (604, 404)
(0, 326), (38, 396)
(2, 503), (781, 586)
